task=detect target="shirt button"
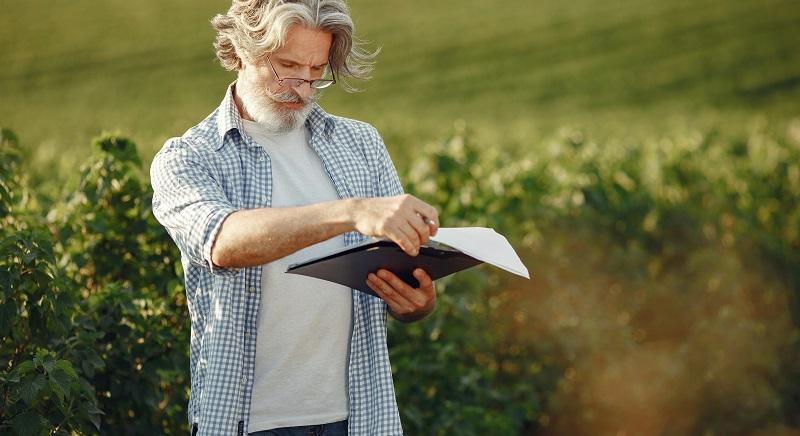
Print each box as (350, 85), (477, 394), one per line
(258, 155), (265, 161)
(248, 286), (256, 293)
(241, 376), (247, 385)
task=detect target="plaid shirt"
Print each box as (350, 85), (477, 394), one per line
(150, 84), (403, 435)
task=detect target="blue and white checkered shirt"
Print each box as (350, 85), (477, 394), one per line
(150, 84), (404, 435)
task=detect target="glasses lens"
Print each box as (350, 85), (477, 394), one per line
(312, 65), (335, 89)
(311, 80), (334, 89)
(288, 79), (306, 88)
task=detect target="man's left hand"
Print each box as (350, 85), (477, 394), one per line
(366, 268), (436, 322)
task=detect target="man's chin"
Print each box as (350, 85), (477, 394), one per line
(249, 104), (312, 132)
(279, 101), (305, 110)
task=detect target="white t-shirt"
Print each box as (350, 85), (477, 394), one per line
(243, 119), (352, 432)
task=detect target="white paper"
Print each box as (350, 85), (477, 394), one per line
(430, 227), (530, 279)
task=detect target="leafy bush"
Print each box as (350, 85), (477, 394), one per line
(0, 130), (102, 435)
(48, 133), (190, 434)
(2, 121), (799, 434)
(397, 121), (800, 434)
(1, 131), (188, 434)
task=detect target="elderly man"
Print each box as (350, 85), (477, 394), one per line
(150, 0), (439, 435)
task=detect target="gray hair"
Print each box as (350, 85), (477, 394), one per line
(211, 0), (377, 91)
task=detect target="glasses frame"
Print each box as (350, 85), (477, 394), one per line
(266, 56), (337, 90)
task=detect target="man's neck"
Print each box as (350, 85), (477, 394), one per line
(231, 83), (255, 122)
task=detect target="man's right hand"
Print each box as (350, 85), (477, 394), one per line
(350, 194), (439, 256)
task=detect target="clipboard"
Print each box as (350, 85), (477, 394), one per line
(286, 239), (483, 296)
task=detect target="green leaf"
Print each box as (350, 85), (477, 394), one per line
(92, 133), (142, 167)
(38, 353), (56, 374)
(34, 348), (49, 363)
(0, 300), (17, 337)
(11, 411), (47, 436)
(48, 377), (67, 406)
(18, 373), (47, 405)
(50, 367), (75, 406)
(22, 250), (37, 265)
(81, 351), (105, 378)
(13, 360), (35, 376)
(54, 360), (79, 381)
(1, 127), (20, 147)
(0, 269), (9, 297)
(0, 370), (20, 384)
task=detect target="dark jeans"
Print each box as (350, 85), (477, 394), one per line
(248, 420), (348, 436)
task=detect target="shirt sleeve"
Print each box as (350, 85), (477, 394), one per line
(367, 126), (405, 198)
(150, 139), (239, 276)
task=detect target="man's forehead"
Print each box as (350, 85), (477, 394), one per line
(270, 25), (333, 65)
(271, 53), (329, 67)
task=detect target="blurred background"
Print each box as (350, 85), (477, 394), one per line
(1, 0), (799, 434)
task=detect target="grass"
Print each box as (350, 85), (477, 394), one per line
(1, 0), (799, 181)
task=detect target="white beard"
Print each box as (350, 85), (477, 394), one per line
(236, 69), (317, 133)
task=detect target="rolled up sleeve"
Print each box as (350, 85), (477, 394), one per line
(150, 139), (239, 276)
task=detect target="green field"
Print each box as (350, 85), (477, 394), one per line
(3, 1), (800, 433)
(2, 0), (799, 181)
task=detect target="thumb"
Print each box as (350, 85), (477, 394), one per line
(413, 268), (434, 292)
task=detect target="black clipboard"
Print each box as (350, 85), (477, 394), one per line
(286, 239), (483, 296)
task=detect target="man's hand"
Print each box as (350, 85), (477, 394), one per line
(351, 195), (439, 256)
(366, 268), (436, 322)
(210, 194), (439, 269)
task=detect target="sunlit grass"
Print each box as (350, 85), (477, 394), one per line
(2, 0), (799, 181)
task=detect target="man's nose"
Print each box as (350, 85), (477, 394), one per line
(292, 81), (315, 99)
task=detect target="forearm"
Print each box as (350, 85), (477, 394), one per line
(211, 198), (358, 268)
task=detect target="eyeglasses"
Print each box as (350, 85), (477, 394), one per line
(266, 56), (337, 90)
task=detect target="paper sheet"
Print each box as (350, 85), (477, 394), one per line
(430, 227), (530, 279)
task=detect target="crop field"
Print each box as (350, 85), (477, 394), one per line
(1, 0), (799, 179)
(3, 0), (800, 434)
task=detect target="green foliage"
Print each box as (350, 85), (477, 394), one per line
(397, 121), (800, 433)
(0, 135), (101, 434)
(0, 128), (24, 222)
(389, 266), (559, 435)
(49, 132), (190, 434)
(1, 131), (188, 434)
(3, 0), (800, 180)
(2, 121), (800, 434)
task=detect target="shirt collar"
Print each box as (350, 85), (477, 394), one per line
(216, 82), (245, 143)
(215, 82), (335, 151)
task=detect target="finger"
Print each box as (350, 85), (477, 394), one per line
(367, 273), (404, 310)
(366, 274), (399, 309)
(414, 206), (439, 237)
(395, 223), (421, 256)
(411, 198), (438, 225)
(400, 221), (422, 248)
(413, 268), (434, 291)
(368, 272), (415, 311)
(385, 225), (416, 256)
(413, 268), (436, 302)
(409, 212), (431, 245)
(377, 269), (428, 307)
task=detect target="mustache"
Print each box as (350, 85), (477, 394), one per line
(270, 89), (318, 106)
